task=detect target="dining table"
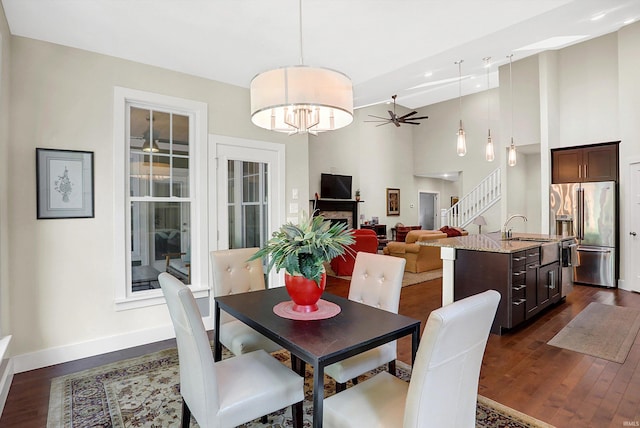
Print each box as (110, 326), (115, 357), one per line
(214, 286), (421, 428)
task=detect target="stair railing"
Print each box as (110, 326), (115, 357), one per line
(441, 168), (501, 228)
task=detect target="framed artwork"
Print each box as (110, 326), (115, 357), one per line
(451, 196), (459, 207)
(386, 188), (400, 216)
(36, 148), (95, 219)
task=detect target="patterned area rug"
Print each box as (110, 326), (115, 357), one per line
(47, 347), (554, 428)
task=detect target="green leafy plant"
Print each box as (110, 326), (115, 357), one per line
(250, 213), (355, 286)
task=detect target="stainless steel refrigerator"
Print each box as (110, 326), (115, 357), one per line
(550, 181), (616, 288)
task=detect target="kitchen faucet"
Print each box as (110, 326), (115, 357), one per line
(502, 214), (528, 239)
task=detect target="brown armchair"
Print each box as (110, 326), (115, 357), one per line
(383, 228), (468, 273)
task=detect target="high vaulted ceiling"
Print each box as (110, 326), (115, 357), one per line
(2, 0), (639, 110)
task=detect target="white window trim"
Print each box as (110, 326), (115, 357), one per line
(113, 87), (208, 310)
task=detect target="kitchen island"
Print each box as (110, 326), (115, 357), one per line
(420, 232), (573, 334)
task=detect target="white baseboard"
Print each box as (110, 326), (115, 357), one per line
(0, 336), (13, 417)
(13, 315), (215, 373)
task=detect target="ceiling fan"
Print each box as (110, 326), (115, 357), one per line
(365, 95), (429, 127)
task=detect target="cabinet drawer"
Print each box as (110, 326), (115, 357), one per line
(511, 296), (526, 325)
(511, 283), (526, 300)
(511, 251), (527, 269)
(526, 248), (540, 264)
(512, 268), (526, 284)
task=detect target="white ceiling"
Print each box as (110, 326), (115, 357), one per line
(2, 0), (639, 110)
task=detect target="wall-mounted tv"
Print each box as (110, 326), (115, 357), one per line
(320, 173), (352, 199)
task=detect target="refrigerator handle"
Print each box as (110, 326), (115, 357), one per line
(576, 188), (582, 240)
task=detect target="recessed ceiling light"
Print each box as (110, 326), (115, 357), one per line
(591, 12), (606, 21)
(514, 35), (589, 51)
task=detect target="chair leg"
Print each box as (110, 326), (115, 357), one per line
(336, 381), (347, 393)
(181, 398), (191, 428)
(292, 400), (303, 428)
(389, 360), (397, 376)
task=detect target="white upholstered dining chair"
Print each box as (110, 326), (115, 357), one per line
(158, 272), (304, 428)
(325, 252), (406, 392)
(210, 248), (281, 355)
(323, 289), (500, 428)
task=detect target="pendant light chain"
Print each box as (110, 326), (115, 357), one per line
(455, 59), (466, 156)
(508, 53), (517, 166)
(298, 0), (304, 65)
(484, 57), (495, 162)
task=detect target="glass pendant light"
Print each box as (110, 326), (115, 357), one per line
(484, 57), (495, 162)
(507, 54), (517, 167)
(455, 60), (466, 156)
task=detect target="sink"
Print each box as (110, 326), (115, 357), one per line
(508, 237), (556, 242)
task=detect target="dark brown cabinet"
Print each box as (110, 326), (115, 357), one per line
(453, 245), (562, 335)
(552, 143), (619, 183)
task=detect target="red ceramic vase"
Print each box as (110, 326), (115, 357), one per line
(284, 272), (327, 313)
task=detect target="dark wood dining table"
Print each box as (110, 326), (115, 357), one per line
(214, 287), (421, 428)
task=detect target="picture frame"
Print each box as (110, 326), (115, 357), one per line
(450, 196), (459, 207)
(386, 188), (400, 216)
(36, 148), (95, 219)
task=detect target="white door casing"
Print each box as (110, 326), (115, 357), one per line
(626, 160), (640, 292)
(208, 135), (285, 290)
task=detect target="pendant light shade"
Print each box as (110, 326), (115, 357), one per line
(456, 121), (466, 156)
(455, 60), (466, 156)
(486, 131), (495, 162)
(250, 66), (353, 134)
(508, 138), (517, 166)
(249, 0), (353, 135)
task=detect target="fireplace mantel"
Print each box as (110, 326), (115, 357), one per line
(310, 199), (360, 229)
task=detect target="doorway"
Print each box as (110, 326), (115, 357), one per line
(210, 135), (285, 287)
(418, 191), (438, 230)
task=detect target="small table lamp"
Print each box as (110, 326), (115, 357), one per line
(472, 215), (487, 234)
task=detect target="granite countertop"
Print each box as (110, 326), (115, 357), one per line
(418, 232), (572, 254)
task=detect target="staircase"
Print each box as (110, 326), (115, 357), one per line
(441, 168), (501, 228)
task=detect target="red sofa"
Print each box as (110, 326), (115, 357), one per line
(330, 229), (379, 276)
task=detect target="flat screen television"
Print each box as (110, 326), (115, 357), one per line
(320, 173), (352, 199)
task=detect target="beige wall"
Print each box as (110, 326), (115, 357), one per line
(311, 24), (640, 290)
(0, 5), (11, 337)
(4, 17), (640, 367)
(7, 36), (309, 361)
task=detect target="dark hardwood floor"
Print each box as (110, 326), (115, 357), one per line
(2, 277), (640, 427)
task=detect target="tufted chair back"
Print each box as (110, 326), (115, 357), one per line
(325, 252), (406, 391)
(210, 248), (265, 324)
(349, 252), (406, 313)
(210, 248), (281, 356)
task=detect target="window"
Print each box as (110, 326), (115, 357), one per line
(114, 88), (207, 309)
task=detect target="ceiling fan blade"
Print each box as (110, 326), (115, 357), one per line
(394, 121), (401, 127)
(409, 116), (429, 120)
(397, 111), (418, 120)
(364, 120), (390, 123)
(403, 121), (421, 125)
(376, 122), (392, 127)
(368, 114), (390, 120)
(388, 110), (396, 119)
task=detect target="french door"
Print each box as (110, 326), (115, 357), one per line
(211, 135), (285, 287)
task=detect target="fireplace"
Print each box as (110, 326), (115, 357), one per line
(310, 199), (359, 229)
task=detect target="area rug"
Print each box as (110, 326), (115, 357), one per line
(548, 302), (640, 363)
(47, 346), (553, 428)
